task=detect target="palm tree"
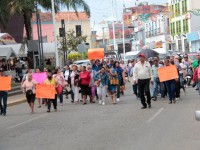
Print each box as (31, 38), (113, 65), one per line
(0, 0), (10, 28)
(6, 0), (90, 40)
(0, 0), (90, 68)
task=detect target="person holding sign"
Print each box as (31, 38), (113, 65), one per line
(22, 73), (36, 113)
(44, 72), (58, 113)
(0, 68), (8, 116)
(163, 58), (176, 104)
(133, 54), (153, 109)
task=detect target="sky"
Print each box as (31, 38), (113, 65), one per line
(83, 0), (168, 31)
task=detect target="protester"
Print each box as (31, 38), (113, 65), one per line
(53, 68), (65, 106)
(68, 64), (79, 103)
(113, 61), (125, 101)
(35, 68), (42, 108)
(129, 60), (138, 99)
(79, 66), (91, 105)
(21, 69), (33, 84)
(87, 65), (96, 103)
(183, 54), (193, 86)
(22, 73), (36, 113)
(108, 65), (118, 104)
(94, 67), (109, 105)
(44, 72), (58, 112)
(133, 54), (153, 109)
(174, 55), (182, 99)
(63, 65), (71, 99)
(92, 59), (103, 72)
(164, 58), (176, 104)
(151, 57), (163, 101)
(0, 68), (8, 116)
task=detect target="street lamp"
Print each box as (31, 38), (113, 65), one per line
(51, 0), (59, 67)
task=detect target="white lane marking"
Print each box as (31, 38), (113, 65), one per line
(146, 108), (164, 124)
(7, 114), (48, 130)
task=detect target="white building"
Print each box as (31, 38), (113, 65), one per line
(145, 13), (170, 53)
(169, 0), (200, 52)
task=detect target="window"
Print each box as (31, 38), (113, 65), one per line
(182, 0), (187, 14)
(75, 25), (82, 37)
(171, 22), (175, 35)
(182, 19), (188, 33)
(176, 21), (181, 34)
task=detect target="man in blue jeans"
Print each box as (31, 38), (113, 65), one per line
(0, 68), (8, 116)
(151, 58), (164, 101)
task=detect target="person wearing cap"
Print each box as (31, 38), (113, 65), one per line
(0, 68), (8, 116)
(133, 54), (153, 109)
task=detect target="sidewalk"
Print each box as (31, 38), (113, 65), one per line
(8, 94), (26, 107)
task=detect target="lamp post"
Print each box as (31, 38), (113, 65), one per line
(51, 0), (59, 67)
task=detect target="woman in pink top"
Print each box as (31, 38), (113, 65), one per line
(53, 68), (65, 106)
(22, 73), (36, 113)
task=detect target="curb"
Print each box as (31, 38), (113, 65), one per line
(8, 99), (26, 107)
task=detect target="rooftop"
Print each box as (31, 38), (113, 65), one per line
(31, 12), (89, 22)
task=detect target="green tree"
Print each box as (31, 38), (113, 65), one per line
(58, 29), (87, 53)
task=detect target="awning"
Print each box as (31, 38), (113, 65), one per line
(0, 47), (17, 59)
(0, 44), (27, 57)
(153, 48), (167, 54)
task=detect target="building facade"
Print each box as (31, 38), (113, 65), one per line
(169, 0), (200, 52)
(123, 3), (169, 52)
(31, 12), (91, 43)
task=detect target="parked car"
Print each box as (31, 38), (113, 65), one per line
(69, 59), (91, 68)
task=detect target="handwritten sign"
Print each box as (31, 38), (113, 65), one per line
(0, 76), (11, 91)
(36, 84), (55, 99)
(158, 65), (178, 82)
(88, 48), (104, 60)
(32, 72), (47, 84)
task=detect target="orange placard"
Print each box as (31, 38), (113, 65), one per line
(36, 84), (56, 99)
(88, 48), (104, 60)
(158, 65), (178, 82)
(0, 76), (11, 91)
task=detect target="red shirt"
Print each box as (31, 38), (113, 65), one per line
(79, 71), (91, 85)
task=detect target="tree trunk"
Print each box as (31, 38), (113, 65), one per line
(23, 10), (34, 69)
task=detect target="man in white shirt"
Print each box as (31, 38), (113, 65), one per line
(133, 54), (153, 109)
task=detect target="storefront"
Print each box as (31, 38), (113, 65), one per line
(187, 30), (200, 52)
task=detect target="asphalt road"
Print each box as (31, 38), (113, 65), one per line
(0, 84), (200, 150)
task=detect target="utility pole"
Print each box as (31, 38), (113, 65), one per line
(35, 2), (44, 71)
(112, 0), (117, 50)
(51, 0), (59, 67)
(60, 19), (67, 65)
(122, 4), (126, 61)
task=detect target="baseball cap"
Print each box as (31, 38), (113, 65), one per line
(139, 54), (145, 57)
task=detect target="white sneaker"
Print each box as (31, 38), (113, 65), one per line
(102, 102), (105, 105)
(117, 98), (120, 102)
(99, 100), (102, 104)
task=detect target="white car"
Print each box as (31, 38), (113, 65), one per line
(69, 59), (91, 69)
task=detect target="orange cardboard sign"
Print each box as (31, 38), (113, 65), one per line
(158, 65), (178, 82)
(0, 76), (11, 91)
(88, 48), (104, 60)
(36, 84), (56, 99)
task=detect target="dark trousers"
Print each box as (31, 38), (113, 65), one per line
(47, 95), (57, 110)
(0, 91), (7, 114)
(132, 84), (138, 97)
(58, 91), (63, 103)
(175, 80), (180, 98)
(138, 79), (151, 107)
(165, 80), (176, 101)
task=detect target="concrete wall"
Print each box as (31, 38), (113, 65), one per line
(32, 20), (91, 44)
